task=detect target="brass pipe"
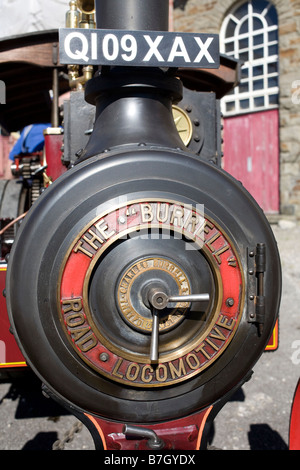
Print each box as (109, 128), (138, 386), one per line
(77, 0), (95, 14)
(65, 1), (95, 89)
(66, 1), (95, 28)
(65, 1), (80, 28)
(77, 0), (95, 28)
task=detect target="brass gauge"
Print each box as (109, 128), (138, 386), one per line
(172, 105), (193, 146)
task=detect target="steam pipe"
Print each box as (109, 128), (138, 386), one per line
(123, 424), (165, 449)
(82, 69), (184, 160)
(95, 0), (169, 31)
(79, 0), (183, 163)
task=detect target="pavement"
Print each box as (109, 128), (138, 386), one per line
(0, 220), (299, 451)
(212, 220), (300, 450)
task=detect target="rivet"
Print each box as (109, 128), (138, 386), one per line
(118, 216), (126, 225)
(100, 353), (109, 362)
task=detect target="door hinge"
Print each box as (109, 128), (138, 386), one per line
(247, 243), (266, 335)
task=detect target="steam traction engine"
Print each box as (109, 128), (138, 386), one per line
(4, 0), (281, 451)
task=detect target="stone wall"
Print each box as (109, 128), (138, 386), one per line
(173, 0), (300, 219)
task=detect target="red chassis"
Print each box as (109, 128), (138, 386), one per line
(290, 379), (300, 450)
(0, 129), (66, 371)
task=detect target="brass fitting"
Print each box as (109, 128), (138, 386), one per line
(65, 1), (95, 90)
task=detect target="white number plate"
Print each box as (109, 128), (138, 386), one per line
(59, 28), (220, 69)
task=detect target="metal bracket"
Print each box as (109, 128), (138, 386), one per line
(247, 244), (266, 335)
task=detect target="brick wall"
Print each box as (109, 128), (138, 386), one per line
(173, 0), (300, 219)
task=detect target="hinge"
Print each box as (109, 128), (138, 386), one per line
(247, 243), (266, 335)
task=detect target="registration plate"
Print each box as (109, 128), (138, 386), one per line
(59, 28), (220, 69)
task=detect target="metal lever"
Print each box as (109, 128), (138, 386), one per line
(148, 289), (210, 362)
(168, 293), (210, 303)
(150, 307), (159, 362)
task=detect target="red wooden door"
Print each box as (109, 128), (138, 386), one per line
(223, 109), (279, 213)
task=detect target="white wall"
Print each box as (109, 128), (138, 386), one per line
(0, 0), (68, 38)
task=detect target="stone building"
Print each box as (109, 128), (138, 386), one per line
(173, 0), (300, 221)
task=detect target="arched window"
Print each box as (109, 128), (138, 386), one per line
(220, 0), (279, 115)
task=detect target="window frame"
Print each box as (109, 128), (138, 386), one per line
(220, 0), (279, 116)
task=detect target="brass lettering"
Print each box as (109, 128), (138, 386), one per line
(112, 358), (124, 378)
(156, 364), (168, 382)
(120, 301), (131, 312)
(157, 203), (169, 223)
(228, 257), (237, 268)
(74, 240), (93, 258)
(125, 311), (141, 324)
(65, 313), (85, 328)
(62, 298), (82, 313)
(214, 245), (230, 264)
(141, 365), (154, 383)
(184, 212), (199, 233)
(126, 269), (136, 279)
(95, 220), (116, 240)
(186, 353), (200, 370)
(193, 220), (213, 242)
(62, 299), (97, 352)
(126, 206), (137, 217)
(196, 343), (212, 360)
(126, 363), (140, 381)
(193, 220), (205, 239)
(209, 326), (226, 341)
(216, 315), (235, 331)
(72, 326), (91, 342)
(74, 220), (115, 258)
(204, 220), (214, 234)
(170, 205), (184, 226)
(206, 232), (230, 265)
(206, 232), (221, 251)
(169, 358), (186, 379)
(77, 334), (97, 352)
(205, 337), (219, 351)
(82, 229), (104, 250)
(141, 204), (154, 223)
